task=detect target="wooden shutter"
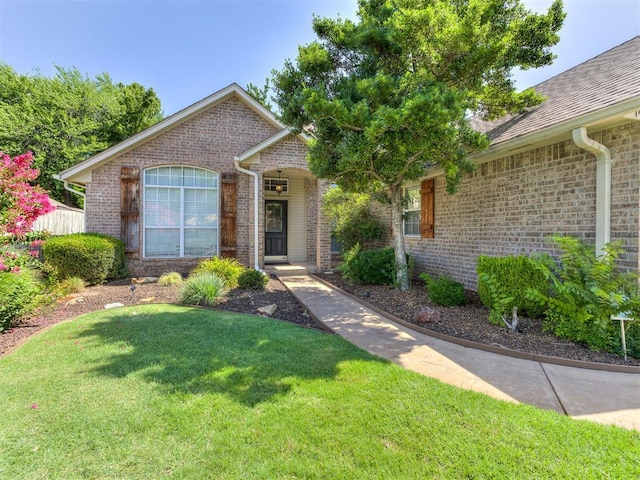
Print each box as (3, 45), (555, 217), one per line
(220, 173), (237, 258)
(420, 179), (434, 238)
(121, 166), (140, 257)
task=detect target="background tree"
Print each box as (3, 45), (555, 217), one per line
(246, 78), (274, 111)
(322, 186), (386, 251)
(272, 0), (565, 290)
(0, 65), (162, 205)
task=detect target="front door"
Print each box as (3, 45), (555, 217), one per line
(265, 200), (287, 262)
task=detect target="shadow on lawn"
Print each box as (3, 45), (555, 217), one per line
(76, 305), (384, 407)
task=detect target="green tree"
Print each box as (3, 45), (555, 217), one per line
(322, 186), (386, 251)
(246, 78), (274, 111)
(272, 0), (565, 290)
(0, 65), (162, 205)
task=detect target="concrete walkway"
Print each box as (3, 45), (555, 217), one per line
(268, 266), (640, 431)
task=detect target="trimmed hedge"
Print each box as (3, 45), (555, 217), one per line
(340, 245), (397, 285)
(476, 255), (547, 320)
(237, 269), (269, 290)
(420, 273), (466, 307)
(42, 233), (128, 285)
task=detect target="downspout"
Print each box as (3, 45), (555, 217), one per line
(233, 157), (262, 272)
(572, 127), (611, 255)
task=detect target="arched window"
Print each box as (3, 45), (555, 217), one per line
(143, 166), (219, 257)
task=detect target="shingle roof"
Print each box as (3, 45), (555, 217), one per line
(471, 36), (640, 146)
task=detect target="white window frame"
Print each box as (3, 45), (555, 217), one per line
(403, 184), (421, 237)
(143, 166), (220, 258)
(264, 177), (289, 194)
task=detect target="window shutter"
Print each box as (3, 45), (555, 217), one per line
(121, 166), (140, 257)
(220, 172), (237, 258)
(420, 179), (434, 238)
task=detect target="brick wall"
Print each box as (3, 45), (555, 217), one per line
(85, 97), (330, 276)
(383, 122), (640, 290)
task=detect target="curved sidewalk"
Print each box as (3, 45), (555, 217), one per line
(271, 268), (640, 431)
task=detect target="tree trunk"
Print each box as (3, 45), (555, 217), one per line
(389, 185), (410, 291)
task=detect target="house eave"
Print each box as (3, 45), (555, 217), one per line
(472, 96), (640, 164)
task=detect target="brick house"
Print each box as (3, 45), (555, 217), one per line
(55, 84), (333, 277)
(393, 36), (640, 289)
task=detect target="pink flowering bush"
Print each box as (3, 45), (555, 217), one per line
(0, 151), (55, 237)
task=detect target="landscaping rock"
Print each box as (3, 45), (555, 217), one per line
(257, 304), (278, 316)
(131, 277), (158, 285)
(413, 306), (441, 324)
(104, 302), (125, 309)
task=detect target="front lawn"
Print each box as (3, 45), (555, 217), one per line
(1, 304), (638, 478)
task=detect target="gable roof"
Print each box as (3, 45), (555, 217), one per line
(55, 83), (308, 184)
(471, 36), (640, 151)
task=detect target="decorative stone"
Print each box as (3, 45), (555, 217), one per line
(413, 306), (440, 324)
(257, 304), (278, 316)
(131, 276), (158, 285)
(139, 297), (156, 303)
(64, 296), (85, 306)
(104, 302), (125, 309)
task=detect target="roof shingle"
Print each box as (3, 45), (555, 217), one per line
(471, 36), (640, 146)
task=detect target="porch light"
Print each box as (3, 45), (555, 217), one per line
(275, 170), (283, 195)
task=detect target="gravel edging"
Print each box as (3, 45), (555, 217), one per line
(311, 274), (640, 374)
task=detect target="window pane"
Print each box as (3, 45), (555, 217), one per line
(184, 228), (217, 257)
(266, 203), (283, 232)
(405, 185), (420, 210)
(145, 228), (180, 257)
(183, 167), (195, 186)
(404, 211), (420, 236)
(144, 187), (180, 227)
(184, 189), (218, 227)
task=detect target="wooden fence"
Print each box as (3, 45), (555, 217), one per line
(32, 200), (85, 235)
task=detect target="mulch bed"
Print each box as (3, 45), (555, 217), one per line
(2, 274), (639, 368)
(315, 273), (640, 367)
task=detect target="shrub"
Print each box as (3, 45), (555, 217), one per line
(191, 257), (245, 289)
(179, 273), (226, 307)
(158, 272), (184, 286)
(0, 267), (41, 332)
(43, 233), (127, 285)
(528, 236), (640, 356)
(55, 276), (86, 296)
(84, 233), (128, 280)
(476, 255), (547, 324)
(340, 245), (397, 285)
(420, 273), (466, 307)
(237, 269), (269, 290)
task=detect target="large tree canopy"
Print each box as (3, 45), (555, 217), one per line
(0, 65), (163, 205)
(272, 0), (565, 290)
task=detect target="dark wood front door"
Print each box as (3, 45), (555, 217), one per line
(265, 200), (287, 261)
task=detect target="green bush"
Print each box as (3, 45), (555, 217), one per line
(528, 236), (640, 356)
(42, 233), (127, 285)
(420, 273), (466, 307)
(476, 255), (547, 324)
(191, 257), (245, 289)
(179, 273), (226, 307)
(84, 233), (128, 280)
(340, 245), (397, 285)
(0, 267), (41, 332)
(237, 269), (269, 289)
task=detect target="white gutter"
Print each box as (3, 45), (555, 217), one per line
(572, 127), (611, 255)
(233, 158), (262, 271)
(51, 175), (86, 232)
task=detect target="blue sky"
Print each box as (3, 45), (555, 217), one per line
(1, 0), (638, 116)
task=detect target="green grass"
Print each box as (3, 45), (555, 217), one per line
(1, 304), (638, 479)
